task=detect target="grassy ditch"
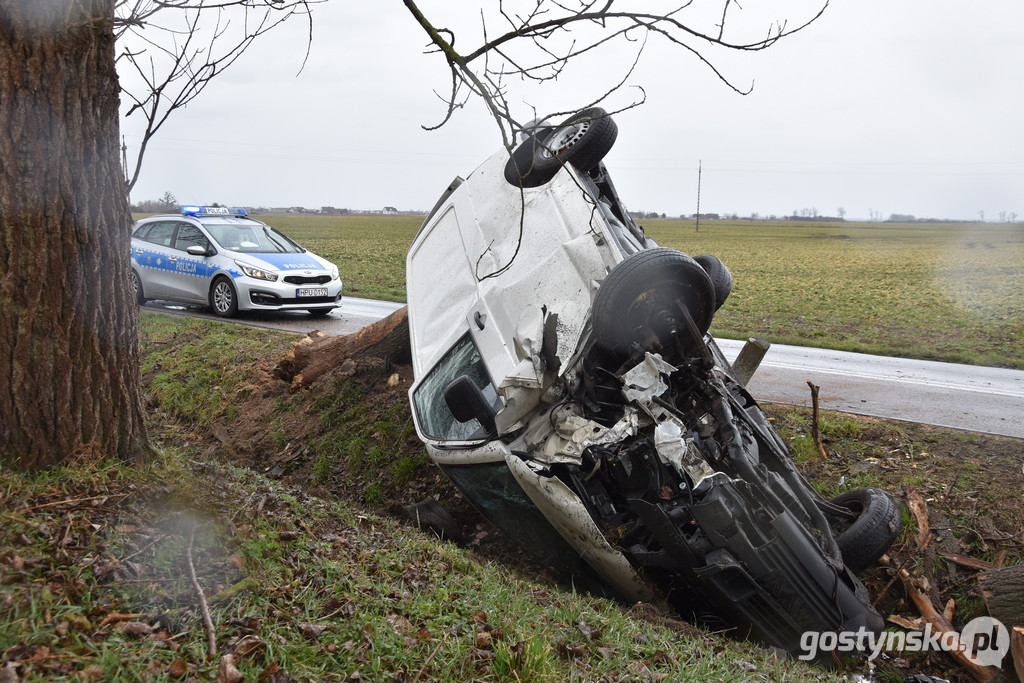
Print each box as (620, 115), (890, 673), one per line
(1, 315), (838, 681)
(5, 313), (1019, 680)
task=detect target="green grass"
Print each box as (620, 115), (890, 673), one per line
(0, 449), (837, 682)
(643, 219), (1024, 369)
(247, 214), (1024, 368)
(8, 307), (1018, 681)
(139, 311), (296, 428)
(251, 213), (420, 302)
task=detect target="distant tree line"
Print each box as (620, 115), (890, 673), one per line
(130, 191), (177, 213)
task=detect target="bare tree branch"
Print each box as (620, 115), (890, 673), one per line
(115, 0), (321, 195)
(402, 0), (829, 140)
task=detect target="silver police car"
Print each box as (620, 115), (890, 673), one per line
(130, 206), (342, 317)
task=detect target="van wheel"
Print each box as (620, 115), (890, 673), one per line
(592, 248), (715, 362)
(210, 276), (238, 317)
(131, 271), (147, 305)
(829, 487), (902, 573)
(694, 254), (733, 311)
(504, 107), (617, 188)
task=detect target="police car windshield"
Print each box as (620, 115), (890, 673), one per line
(206, 223), (303, 253)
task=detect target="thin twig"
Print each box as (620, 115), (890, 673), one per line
(16, 494), (127, 513)
(413, 638), (446, 682)
(186, 525), (217, 658)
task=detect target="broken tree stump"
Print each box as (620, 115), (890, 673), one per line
(979, 563), (1024, 628)
(275, 306), (411, 390)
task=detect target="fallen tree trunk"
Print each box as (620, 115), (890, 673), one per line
(979, 563), (1024, 628)
(275, 306), (411, 391)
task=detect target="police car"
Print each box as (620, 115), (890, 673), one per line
(130, 206), (342, 317)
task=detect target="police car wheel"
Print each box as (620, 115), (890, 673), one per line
(210, 277), (238, 317)
(131, 271), (147, 305)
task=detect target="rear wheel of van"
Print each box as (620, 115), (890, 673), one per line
(829, 487), (902, 573)
(504, 107), (617, 188)
(592, 248), (716, 362)
(694, 254), (733, 311)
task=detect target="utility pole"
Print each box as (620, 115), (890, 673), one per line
(695, 160), (702, 233)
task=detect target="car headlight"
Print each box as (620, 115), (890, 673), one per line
(330, 264), (339, 280)
(235, 261), (278, 282)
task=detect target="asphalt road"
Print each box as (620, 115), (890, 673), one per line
(715, 339), (1024, 440)
(143, 297), (1024, 439)
(141, 296), (405, 337)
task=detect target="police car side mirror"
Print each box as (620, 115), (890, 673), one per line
(186, 245), (212, 257)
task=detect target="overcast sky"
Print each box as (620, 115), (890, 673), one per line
(118, 1), (1024, 222)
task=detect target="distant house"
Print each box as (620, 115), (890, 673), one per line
(383, 206), (398, 214)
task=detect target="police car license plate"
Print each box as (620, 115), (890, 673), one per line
(298, 287), (329, 297)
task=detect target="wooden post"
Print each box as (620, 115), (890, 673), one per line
(806, 381), (828, 459)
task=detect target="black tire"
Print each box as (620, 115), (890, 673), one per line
(131, 270), (147, 305)
(210, 276), (238, 318)
(694, 254), (733, 311)
(307, 308), (331, 317)
(504, 107), (617, 188)
(829, 487), (902, 574)
(592, 247), (716, 361)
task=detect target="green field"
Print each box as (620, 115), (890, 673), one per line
(253, 214), (1024, 369)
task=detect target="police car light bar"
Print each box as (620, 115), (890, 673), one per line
(180, 206), (249, 217)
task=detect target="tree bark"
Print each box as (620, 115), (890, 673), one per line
(978, 564), (1024, 628)
(0, 1), (150, 469)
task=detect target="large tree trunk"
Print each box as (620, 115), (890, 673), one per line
(0, 1), (149, 469)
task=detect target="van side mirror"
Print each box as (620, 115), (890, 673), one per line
(443, 375), (497, 435)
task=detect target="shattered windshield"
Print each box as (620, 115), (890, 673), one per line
(413, 334), (500, 442)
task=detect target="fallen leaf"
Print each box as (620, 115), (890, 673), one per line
(230, 634), (264, 658)
(168, 659), (188, 678)
(116, 621), (153, 637)
(299, 623), (329, 640)
(79, 665), (105, 681)
(576, 621), (602, 641)
(217, 655), (244, 683)
(257, 662), (292, 683)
